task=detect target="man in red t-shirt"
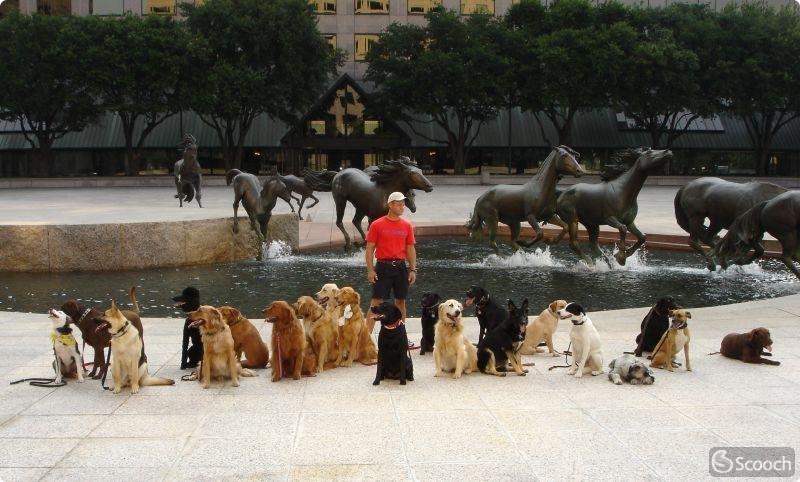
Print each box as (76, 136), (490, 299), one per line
(365, 191), (417, 334)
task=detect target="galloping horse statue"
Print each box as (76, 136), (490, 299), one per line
(275, 169), (336, 220)
(674, 177), (787, 271)
(331, 157), (434, 250)
(174, 133), (202, 208)
(466, 145), (584, 252)
(226, 169), (296, 243)
(714, 191), (800, 280)
(556, 148), (672, 265)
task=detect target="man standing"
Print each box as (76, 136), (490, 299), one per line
(365, 191), (417, 335)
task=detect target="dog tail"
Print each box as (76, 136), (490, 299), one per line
(226, 169), (242, 186)
(140, 374), (175, 386)
(129, 286), (140, 314)
(465, 210), (483, 237)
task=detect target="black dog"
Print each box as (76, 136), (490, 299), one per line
(419, 292), (441, 355)
(634, 296), (678, 357)
(173, 286), (204, 369)
(477, 299), (529, 377)
(465, 285), (508, 344)
(371, 302), (414, 385)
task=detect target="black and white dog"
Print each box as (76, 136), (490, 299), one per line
(465, 285), (509, 344)
(371, 302), (414, 385)
(172, 286), (203, 369)
(48, 309), (85, 384)
(476, 299), (529, 377)
(419, 292), (441, 355)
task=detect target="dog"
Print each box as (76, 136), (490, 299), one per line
(263, 301), (306, 382)
(650, 309), (692, 372)
(433, 299), (478, 379)
(477, 299), (529, 377)
(519, 299), (567, 356)
(371, 302), (414, 385)
(419, 292), (441, 355)
(465, 285), (509, 343)
(217, 306), (269, 369)
(96, 301), (174, 394)
(173, 286), (204, 369)
(187, 306), (257, 388)
(315, 283), (340, 315)
(608, 353), (655, 385)
(634, 297), (678, 356)
(559, 302), (604, 378)
(334, 287), (378, 366)
(294, 296), (339, 373)
(720, 327), (780, 365)
(48, 309), (85, 384)
(61, 286), (144, 379)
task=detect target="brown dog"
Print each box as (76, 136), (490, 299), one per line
(263, 301), (306, 382)
(333, 287), (377, 366)
(217, 306), (269, 369)
(294, 296), (339, 373)
(187, 306), (255, 388)
(650, 309), (692, 372)
(720, 328), (780, 365)
(519, 299), (566, 356)
(61, 286), (145, 379)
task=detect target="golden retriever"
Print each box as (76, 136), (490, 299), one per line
(315, 283), (340, 315)
(519, 299), (566, 356)
(187, 306), (256, 388)
(295, 296), (339, 373)
(334, 287), (377, 366)
(433, 299), (478, 378)
(217, 306), (269, 369)
(263, 301), (306, 381)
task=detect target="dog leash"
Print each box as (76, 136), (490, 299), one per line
(10, 348), (67, 388)
(100, 347), (112, 391)
(548, 341), (573, 371)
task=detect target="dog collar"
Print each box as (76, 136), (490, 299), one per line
(384, 319), (404, 330)
(307, 313), (325, 325)
(227, 316), (242, 327)
(111, 321), (130, 338)
(77, 307), (92, 325)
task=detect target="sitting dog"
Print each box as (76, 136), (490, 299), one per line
(371, 302), (414, 385)
(559, 302), (604, 378)
(634, 296), (678, 357)
(48, 309), (85, 383)
(173, 286), (204, 369)
(61, 286), (144, 379)
(315, 283), (340, 316)
(465, 285), (509, 344)
(419, 292), (441, 355)
(188, 306), (257, 388)
(608, 353), (655, 385)
(433, 299), (478, 379)
(650, 309), (692, 372)
(96, 301), (174, 394)
(519, 299), (567, 356)
(477, 299), (529, 377)
(720, 327), (780, 366)
(217, 306), (269, 369)
(294, 296), (339, 373)
(263, 301), (306, 382)
(334, 287), (378, 366)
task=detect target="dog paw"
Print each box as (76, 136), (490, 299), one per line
(452, 373), (461, 379)
(131, 386), (139, 394)
(293, 375), (301, 380)
(567, 369), (577, 375)
(112, 388), (121, 394)
(573, 372), (583, 378)
(232, 381), (240, 387)
(77, 377), (85, 383)
(552, 352), (561, 356)
(202, 383), (210, 389)
(518, 372), (526, 376)
(591, 371), (603, 376)
(522, 368), (529, 373)
(400, 380), (407, 385)
(614, 380), (624, 385)
(434, 371), (441, 378)
(373, 380), (380, 385)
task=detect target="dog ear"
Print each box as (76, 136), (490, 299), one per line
(549, 300), (558, 312)
(685, 311), (691, 319)
(521, 298), (529, 313)
(354, 291), (361, 306)
(747, 330), (756, 345)
(668, 309), (676, 317)
(437, 303), (446, 320)
(507, 299), (516, 311)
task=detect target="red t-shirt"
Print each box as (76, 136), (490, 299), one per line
(366, 216), (416, 260)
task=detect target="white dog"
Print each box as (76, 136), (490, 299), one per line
(558, 302), (604, 378)
(433, 299), (478, 379)
(48, 309), (85, 384)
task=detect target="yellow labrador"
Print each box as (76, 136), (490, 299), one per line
(519, 299), (566, 356)
(433, 299), (478, 379)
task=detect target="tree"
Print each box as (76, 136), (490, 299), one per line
(0, 14), (102, 177)
(365, 8), (510, 174)
(716, 4), (800, 175)
(184, 0), (340, 171)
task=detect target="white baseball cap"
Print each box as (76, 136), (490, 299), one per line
(387, 192), (406, 203)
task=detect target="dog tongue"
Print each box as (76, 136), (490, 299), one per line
(765, 345), (773, 352)
(464, 298), (474, 307)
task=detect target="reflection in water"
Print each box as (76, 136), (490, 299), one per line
(1, 238), (797, 318)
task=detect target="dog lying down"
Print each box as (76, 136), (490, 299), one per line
(608, 353), (654, 385)
(720, 327), (780, 366)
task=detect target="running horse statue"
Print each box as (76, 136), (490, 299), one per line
(276, 169), (336, 220)
(556, 148), (672, 265)
(674, 177), (787, 271)
(174, 133), (202, 208)
(466, 145), (584, 252)
(226, 169), (296, 242)
(331, 157), (434, 250)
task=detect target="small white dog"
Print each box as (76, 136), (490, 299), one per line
(433, 299), (478, 379)
(48, 309), (85, 384)
(558, 302), (603, 378)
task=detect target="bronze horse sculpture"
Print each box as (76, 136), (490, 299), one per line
(276, 169), (336, 220)
(331, 157), (433, 250)
(174, 134), (202, 208)
(674, 177), (787, 271)
(556, 148), (672, 265)
(714, 191), (800, 280)
(466, 145), (584, 252)
(226, 169), (295, 243)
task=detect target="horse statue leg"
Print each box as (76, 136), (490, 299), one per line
(544, 215), (568, 245)
(585, 225), (604, 260)
(778, 233), (800, 280)
(604, 216), (629, 265)
(232, 194), (242, 234)
(352, 210), (368, 246)
(307, 193), (320, 209)
(195, 181), (202, 208)
(334, 197), (352, 250)
(485, 213), (501, 253)
(567, 221), (593, 265)
(297, 195), (307, 221)
(519, 214), (545, 248)
(620, 221), (648, 265)
(509, 221), (523, 251)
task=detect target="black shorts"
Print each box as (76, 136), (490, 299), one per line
(372, 261), (409, 300)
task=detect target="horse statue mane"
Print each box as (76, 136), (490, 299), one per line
(181, 133), (198, 150)
(302, 168), (336, 192)
(369, 156), (419, 185)
(600, 148), (644, 182)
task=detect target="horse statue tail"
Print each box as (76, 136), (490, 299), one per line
(183, 183), (196, 203)
(226, 169), (242, 186)
(465, 210), (483, 237)
(303, 169), (335, 192)
(673, 186), (691, 234)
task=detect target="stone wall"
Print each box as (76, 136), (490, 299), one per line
(0, 214), (298, 272)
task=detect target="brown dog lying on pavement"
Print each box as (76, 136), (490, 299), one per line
(650, 309), (692, 372)
(188, 306), (256, 388)
(263, 301), (306, 382)
(294, 296), (339, 373)
(217, 306), (269, 369)
(61, 286), (145, 379)
(720, 327), (780, 365)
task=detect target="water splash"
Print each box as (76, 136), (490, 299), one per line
(571, 247), (653, 273)
(473, 246), (565, 269)
(262, 240), (293, 261)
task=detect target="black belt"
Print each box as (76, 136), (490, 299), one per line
(377, 259), (406, 267)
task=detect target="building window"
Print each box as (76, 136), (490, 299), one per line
(324, 34), (337, 50)
(354, 34), (379, 61)
(310, 0), (336, 13)
(37, 0), (70, 14)
(364, 120), (381, 135)
(355, 0), (388, 14)
(91, 0), (123, 14)
(460, 0), (493, 14)
(143, 0), (176, 15)
(308, 120), (326, 136)
(407, 0), (439, 13)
